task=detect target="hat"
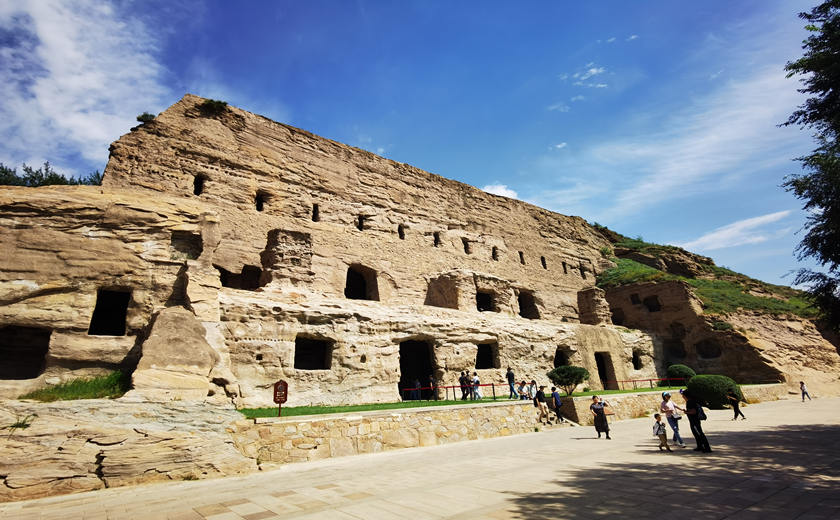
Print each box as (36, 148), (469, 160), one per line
(661, 391), (670, 398)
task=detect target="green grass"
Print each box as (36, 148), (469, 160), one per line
(597, 258), (816, 318)
(19, 371), (131, 402)
(239, 386), (688, 419)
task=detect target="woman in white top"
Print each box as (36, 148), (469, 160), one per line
(660, 391), (686, 447)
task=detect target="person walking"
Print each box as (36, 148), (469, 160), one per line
(590, 395), (611, 439)
(681, 389), (711, 453)
(472, 372), (482, 400)
(459, 372), (469, 401)
(653, 413), (672, 452)
(660, 391), (686, 448)
(550, 386), (566, 423)
(535, 385), (550, 424)
(800, 381), (812, 402)
(506, 367), (517, 399)
(727, 388), (745, 420)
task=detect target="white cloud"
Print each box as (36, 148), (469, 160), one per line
(481, 184), (519, 199)
(627, 34), (639, 41)
(606, 37), (616, 43)
(675, 211), (792, 251)
(710, 69), (725, 80)
(573, 66), (606, 81)
(571, 95), (585, 102)
(594, 65), (807, 219)
(553, 142), (568, 150)
(0, 0), (171, 174)
(547, 102), (570, 112)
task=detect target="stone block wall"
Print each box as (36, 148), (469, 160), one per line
(230, 401), (548, 464)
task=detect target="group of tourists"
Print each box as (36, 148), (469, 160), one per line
(458, 371), (482, 400)
(656, 390), (711, 452)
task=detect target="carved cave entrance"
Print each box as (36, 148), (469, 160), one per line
(0, 326), (51, 379)
(517, 290), (539, 319)
(88, 289), (131, 336)
(475, 342), (499, 369)
(216, 265), (263, 291)
(344, 264), (379, 301)
(594, 352), (618, 390)
(476, 290), (495, 312)
(398, 340), (436, 400)
(293, 336), (333, 370)
(554, 347), (572, 368)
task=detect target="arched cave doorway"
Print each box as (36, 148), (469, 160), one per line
(398, 340), (436, 400)
(594, 352), (618, 390)
(344, 264), (379, 301)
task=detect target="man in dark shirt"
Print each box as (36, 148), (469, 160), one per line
(682, 389), (711, 453)
(506, 367), (516, 399)
(550, 386), (566, 423)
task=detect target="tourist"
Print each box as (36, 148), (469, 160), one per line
(535, 385), (550, 424)
(800, 381), (812, 402)
(590, 395), (611, 439)
(517, 380), (528, 400)
(681, 389), (711, 453)
(527, 379), (537, 399)
(472, 372), (482, 400)
(411, 378), (421, 401)
(660, 391), (686, 448)
(550, 386), (566, 423)
(653, 413), (672, 452)
(428, 373), (437, 401)
(506, 367), (517, 399)
(459, 372), (469, 400)
(727, 388), (745, 420)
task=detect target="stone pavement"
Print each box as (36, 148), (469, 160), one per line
(2, 397), (838, 520)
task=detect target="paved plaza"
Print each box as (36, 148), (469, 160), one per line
(2, 397), (838, 520)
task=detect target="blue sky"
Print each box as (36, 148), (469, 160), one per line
(0, 1), (820, 286)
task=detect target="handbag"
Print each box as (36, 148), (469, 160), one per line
(673, 412), (683, 420)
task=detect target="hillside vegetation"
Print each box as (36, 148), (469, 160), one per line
(594, 229), (816, 318)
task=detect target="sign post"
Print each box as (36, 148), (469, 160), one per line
(273, 380), (288, 417)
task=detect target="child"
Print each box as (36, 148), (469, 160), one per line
(653, 413), (672, 452)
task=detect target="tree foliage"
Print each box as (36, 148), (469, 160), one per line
(783, 0), (840, 331)
(659, 364), (696, 386)
(686, 375), (742, 410)
(0, 162), (102, 187)
(546, 365), (590, 396)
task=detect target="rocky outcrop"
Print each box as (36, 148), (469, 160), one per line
(130, 307), (220, 400)
(0, 398), (255, 502)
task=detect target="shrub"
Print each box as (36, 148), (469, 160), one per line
(712, 320), (734, 331)
(547, 365), (590, 396)
(687, 374), (743, 409)
(136, 112), (155, 123)
(599, 246), (613, 258)
(660, 364), (696, 386)
(198, 99), (228, 116)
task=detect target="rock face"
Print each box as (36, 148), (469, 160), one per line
(0, 94), (655, 406)
(0, 398), (255, 502)
(130, 307), (220, 400)
(604, 281), (840, 395)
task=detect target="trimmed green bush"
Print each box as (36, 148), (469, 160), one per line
(687, 374), (743, 409)
(659, 364), (696, 386)
(547, 365), (590, 396)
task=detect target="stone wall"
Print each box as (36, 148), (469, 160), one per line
(230, 401), (553, 464)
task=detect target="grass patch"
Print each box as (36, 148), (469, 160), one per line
(239, 386), (689, 419)
(598, 258), (816, 318)
(19, 371), (131, 402)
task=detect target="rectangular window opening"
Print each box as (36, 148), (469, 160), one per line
(294, 336), (334, 370)
(88, 289), (131, 336)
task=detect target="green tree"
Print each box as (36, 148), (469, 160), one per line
(546, 365), (590, 396)
(783, 0), (840, 330)
(0, 162), (102, 187)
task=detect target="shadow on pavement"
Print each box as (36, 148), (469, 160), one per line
(507, 424), (840, 520)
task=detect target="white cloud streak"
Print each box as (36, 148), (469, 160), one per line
(0, 0), (171, 173)
(481, 184), (519, 199)
(553, 142), (568, 150)
(675, 211), (792, 251)
(547, 102), (570, 112)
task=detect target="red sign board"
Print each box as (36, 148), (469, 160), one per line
(273, 380), (288, 404)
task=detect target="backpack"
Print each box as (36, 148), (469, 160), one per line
(697, 406), (707, 421)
